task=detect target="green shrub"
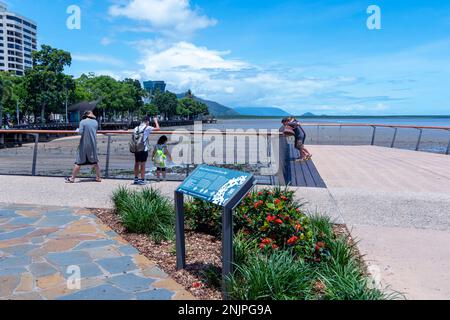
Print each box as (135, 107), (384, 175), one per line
(185, 198), (222, 235)
(316, 237), (386, 300)
(112, 187), (175, 243)
(227, 250), (314, 300)
(235, 188), (325, 261)
(233, 231), (259, 267)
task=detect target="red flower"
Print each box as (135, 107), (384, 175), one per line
(266, 215), (276, 223)
(315, 242), (326, 251)
(287, 236), (298, 245)
(258, 192), (263, 196)
(295, 224), (304, 232)
(192, 282), (203, 289)
(259, 243), (266, 249)
(296, 208), (301, 213)
(272, 244), (279, 249)
(261, 238), (272, 245)
(274, 198), (281, 205)
(254, 201), (263, 209)
(274, 219), (283, 225)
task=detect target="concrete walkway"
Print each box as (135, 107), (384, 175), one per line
(307, 145), (450, 300)
(1, 145), (449, 299)
(0, 203), (193, 300)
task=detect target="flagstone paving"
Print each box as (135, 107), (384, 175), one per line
(0, 204), (194, 300)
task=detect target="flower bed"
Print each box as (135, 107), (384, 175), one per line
(95, 186), (399, 300)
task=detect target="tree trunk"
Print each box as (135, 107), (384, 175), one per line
(41, 104), (45, 124)
(0, 104), (3, 127)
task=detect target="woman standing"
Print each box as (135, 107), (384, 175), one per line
(65, 111), (102, 183)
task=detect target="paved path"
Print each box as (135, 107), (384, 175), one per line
(0, 204), (193, 300)
(307, 145), (450, 300)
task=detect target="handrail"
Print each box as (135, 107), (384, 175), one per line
(300, 123), (450, 130)
(1, 123), (449, 134)
(0, 130), (282, 136)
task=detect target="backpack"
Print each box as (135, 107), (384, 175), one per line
(129, 125), (148, 153)
(153, 146), (167, 167)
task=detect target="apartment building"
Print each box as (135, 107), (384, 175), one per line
(0, 2), (37, 76)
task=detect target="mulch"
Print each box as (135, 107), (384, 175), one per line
(92, 208), (223, 300)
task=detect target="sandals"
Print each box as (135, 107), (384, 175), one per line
(95, 178), (102, 183)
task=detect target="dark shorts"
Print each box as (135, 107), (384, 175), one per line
(135, 151), (149, 163)
(156, 167), (166, 172)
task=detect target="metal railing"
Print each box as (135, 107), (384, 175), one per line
(0, 129), (282, 184)
(299, 123), (450, 155)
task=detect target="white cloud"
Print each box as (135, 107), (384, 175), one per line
(109, 0), (217, 37)
(72, 54), (124, 66)
(135, 41), (355, 112)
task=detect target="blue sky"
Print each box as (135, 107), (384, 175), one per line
(5, 0), (450, 115)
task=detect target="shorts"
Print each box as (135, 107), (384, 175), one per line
(295, 140), (304, 150)
(156, 167), (166, 172)
(135, 151), (149, 163)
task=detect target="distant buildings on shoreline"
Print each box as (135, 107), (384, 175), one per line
(143, 80), (166, 96)
(0, 2), (37, 76)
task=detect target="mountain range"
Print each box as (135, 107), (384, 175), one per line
(176, 92), (297, 117)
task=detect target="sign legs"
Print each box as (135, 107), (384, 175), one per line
(175, 191), (186, 270)
(222, 206), (233, 300)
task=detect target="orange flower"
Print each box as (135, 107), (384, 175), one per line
(295, 224), (304, 232)
(281, 196), (289, 201)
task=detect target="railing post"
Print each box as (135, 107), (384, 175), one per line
(339, 125), (342, 145)
(446, 134), (450, 155)
(371, 126), (377, 146)
(31, 134), (39, 176)
(105, 134), (112, 178)
(415, 129), (423, 151)
(391, 128), (398, 148)
(316, 125), (320, 144)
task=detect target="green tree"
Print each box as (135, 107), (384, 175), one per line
(176, 97), (209, 119)
(23, 45), (73, 123)
(153, 91), (178, 120)
(0, 73), (13, 127)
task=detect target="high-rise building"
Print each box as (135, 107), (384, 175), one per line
(143, 80), (167, 96)
(0, 2), (37, 76)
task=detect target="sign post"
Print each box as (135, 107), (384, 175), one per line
(175, 165), (256, 299)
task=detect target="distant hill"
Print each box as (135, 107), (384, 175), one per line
(233, 107), (290, 117)
(302, 112), (316, 117)
(176, 93), (239, 117)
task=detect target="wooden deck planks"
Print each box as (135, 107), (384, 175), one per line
(284, 143), (327, 188)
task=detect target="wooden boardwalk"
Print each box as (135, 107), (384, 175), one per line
(284, 144), (327, 188)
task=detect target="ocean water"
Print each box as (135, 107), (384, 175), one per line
(204, 117), (450, 131)
(201, 117), (450, 154)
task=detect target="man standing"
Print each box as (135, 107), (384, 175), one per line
(65, 111), (102, 183)
(131, 116), (160, 185)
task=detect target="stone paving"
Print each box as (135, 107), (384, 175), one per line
(0, 204), (194, 300)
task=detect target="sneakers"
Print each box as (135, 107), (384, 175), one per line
(134, 178), (147, 185)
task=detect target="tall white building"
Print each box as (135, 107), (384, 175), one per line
(0, 2), (37, 76)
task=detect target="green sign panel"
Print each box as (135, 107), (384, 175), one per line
(177, 165), (253, 207)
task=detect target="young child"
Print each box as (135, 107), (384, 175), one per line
(152, 136), (172, 182)
(288, 117), (313, 161)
